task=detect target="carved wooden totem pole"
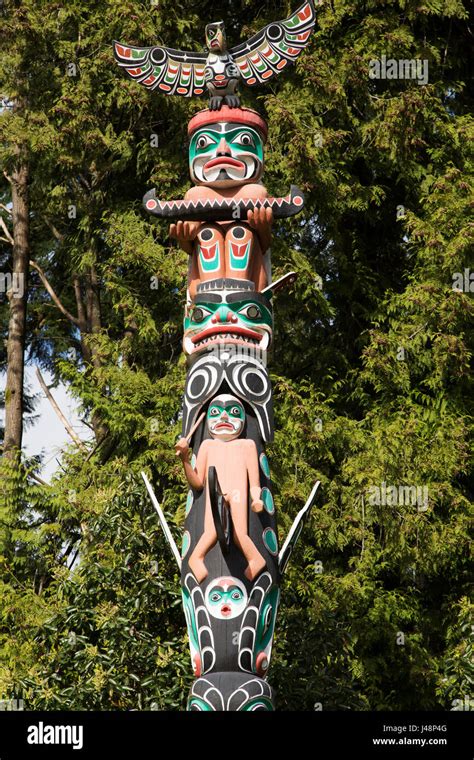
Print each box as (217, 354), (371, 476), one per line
(115, 0), (321, 711)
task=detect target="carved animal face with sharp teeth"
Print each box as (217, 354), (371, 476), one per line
(183, 294), (273, 357)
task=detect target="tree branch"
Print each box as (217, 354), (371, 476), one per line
(78, 173), (91, 192)
(85, 436), (103, 462)
(36, 367), (87, 451)
(0, 216), (13, 244)
(43, 216), (64, 243)
(73, 275), (87, 330)
(30, 259), (80, 326)
(28, 472), (50, 486)
(68, 546), (81, 570)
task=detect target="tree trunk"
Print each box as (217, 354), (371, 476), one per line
(3, 160), (30, 461)
(74, 265), (109, 445)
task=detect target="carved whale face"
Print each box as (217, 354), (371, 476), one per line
(183, 293), (273, 357)
(207, 394), (245, 441)
(205, 577), (248, 620)
(205, 21), (226, 53)
(189, 122), (265, 187)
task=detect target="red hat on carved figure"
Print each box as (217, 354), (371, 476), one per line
(188, 106), (268, 141)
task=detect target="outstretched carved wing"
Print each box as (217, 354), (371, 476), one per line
(113, 41), (207, 96)
(230, 0), (318, 86)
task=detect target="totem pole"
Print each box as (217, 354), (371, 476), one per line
(116, 0), (321, 710)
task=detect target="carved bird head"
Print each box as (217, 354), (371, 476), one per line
(205, 21), (227, 53)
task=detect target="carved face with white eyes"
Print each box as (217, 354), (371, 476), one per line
(207, 395), (245, 441)
(189, 123), (265, 187)
(205, 21), (227, 53)
(205, 577), (248, 619)
(183, 294), (273, 357)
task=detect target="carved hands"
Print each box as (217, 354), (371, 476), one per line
(175, 436), (190, 461)
(170, 221), (200, 255)
(247, 206), (273, 253)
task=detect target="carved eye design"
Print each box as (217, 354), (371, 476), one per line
(209, 407), (220, 417)
(231, 590), (242, 601)
(210, 591), (221, 602)
(196, 134), (216, 150)
(263, 605), (273, 633)
(239, 304), (261, 320)
(191, 306), (211, 323)
(229, 406), (241, 417)
(234, 131), (255, 147)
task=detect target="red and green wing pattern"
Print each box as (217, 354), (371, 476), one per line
(230, 0), (318, 86)
(113, 41), (207, 96)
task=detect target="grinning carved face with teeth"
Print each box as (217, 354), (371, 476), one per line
(207, 395), (245, 441)
(189, 122), (264, 187)
(183, 294), (273, 356)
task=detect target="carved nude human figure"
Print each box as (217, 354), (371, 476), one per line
(175, 394), (266, 583)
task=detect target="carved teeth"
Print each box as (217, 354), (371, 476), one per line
(194, 332), (260, 348)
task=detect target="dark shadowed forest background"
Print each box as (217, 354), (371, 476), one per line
(0, 0), (472, 710)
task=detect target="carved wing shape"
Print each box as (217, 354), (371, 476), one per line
(113, 41), (207, 96)
(230, 0), (318, 86)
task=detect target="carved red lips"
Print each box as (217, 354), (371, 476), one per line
(191, 325), (262, 345)
(215, 422), (234, 431)
(203, 157), (246, 172)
